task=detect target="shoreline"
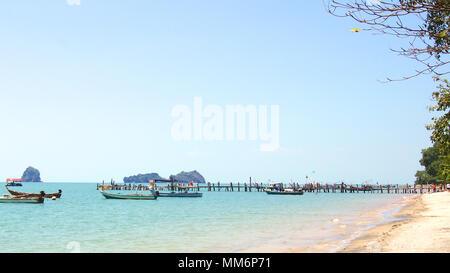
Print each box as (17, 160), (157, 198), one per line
(340, 192), (450, 253)
(240, 194), (411, 253)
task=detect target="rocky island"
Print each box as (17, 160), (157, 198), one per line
(21, 166), (42, 182)
(123, 173), (164, 183)
(123, 170), (206, 184)
(169, 170), (206, 183)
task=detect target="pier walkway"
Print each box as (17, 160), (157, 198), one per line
(96, 181), (435, 194)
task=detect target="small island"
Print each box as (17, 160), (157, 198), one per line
(123, 170), (206, 184)
(169, 170), (206, 184)
(123, 173), (164, 183)
(21, 166), (42, 182)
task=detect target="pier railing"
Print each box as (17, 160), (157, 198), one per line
(96, 182), (436, 194)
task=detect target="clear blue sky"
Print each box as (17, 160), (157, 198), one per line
(0, 0), (435, 183)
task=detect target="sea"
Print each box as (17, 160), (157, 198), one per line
(0, 183), (411, 253)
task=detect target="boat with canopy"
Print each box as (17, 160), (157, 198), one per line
(6, 178), (22, 187)
(153, 179), (203, 198)
(264, 183), (304, 195)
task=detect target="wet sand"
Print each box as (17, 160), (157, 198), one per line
(340, 192), (450, 253)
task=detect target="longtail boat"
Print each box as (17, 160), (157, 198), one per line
(0, 194), (44, 204)
(5, 185), (62, 199)
(100, 189), (158, 200)
(6, 178), (23, 187)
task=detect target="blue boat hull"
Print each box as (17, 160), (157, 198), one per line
(157, 192), (203, 198)
(100, 190), (158, 200)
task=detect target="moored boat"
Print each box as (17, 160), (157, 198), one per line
(0, 194), (44, 204)
(6, 178), (23, 187)
(156, 191), (203, 197)
(153, 180), (203, 198)
(265, 189), (304, 195)
(264, 182), (304, 195)
(5, 185), (62, 199)
(99, 189), (158, 200)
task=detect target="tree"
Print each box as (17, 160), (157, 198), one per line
(425, 77), (449, 181)
(440, 154), (450, 181)
(415, 143), (445, 184)
(426, 77), (450, 154)
(328, 0), (450, 81)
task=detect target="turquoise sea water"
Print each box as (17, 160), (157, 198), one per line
(0, 183), (408, 253)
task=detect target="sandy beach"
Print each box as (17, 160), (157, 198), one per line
(341, 191), (450, 253)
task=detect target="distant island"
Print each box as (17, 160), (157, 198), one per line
(123, 170), (206, 184)
(21, 166), (42, 182)
(169, 170), (206, 183)
(123, 173), (164, 183)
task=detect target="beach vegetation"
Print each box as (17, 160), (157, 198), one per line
(415, 142), (447, 184)
(426, 78), (450, 155)
(426, 78), (450, 181)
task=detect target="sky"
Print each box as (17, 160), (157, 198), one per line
(0, 0), (437, 184)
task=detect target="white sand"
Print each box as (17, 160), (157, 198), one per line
(342, 192), (450, 253)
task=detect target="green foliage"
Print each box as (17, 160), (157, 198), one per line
(424, 0), (450, 59)
(415, 143), (446, 184)
(21, 166), (41, 182)
(440, 154), (450, 181)
(426, 78), (450, 157)
(415, 170), (433, 184)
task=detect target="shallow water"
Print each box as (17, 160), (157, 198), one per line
(0, 183), (408, 252)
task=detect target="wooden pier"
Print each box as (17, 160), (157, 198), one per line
(96, 181), (433, 194)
